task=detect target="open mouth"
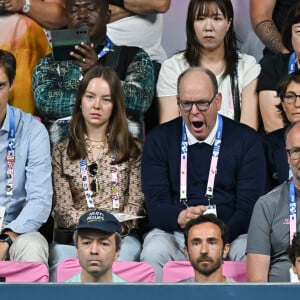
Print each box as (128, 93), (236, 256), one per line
(192, 121), (204, 128)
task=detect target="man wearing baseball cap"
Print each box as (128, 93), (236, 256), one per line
(65, 210), (126, 283)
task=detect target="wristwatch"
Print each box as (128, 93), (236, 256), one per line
(0, 234), (13, 248)
(22, 0), (31, 13)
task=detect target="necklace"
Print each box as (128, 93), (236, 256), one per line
(85, 136), (107, 160)
(87, 136), (107, 143)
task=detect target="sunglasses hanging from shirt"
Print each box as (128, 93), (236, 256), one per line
(80, 155), (119, 210)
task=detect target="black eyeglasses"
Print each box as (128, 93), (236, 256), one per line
(177, 94), (216, 112)
(286, 148), (300, 160)
(283, 92), (300, 104)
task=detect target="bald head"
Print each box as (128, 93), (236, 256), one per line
(177, 67), (218, 96)
(177, 67), (222, 141)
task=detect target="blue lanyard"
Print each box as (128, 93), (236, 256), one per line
(288, 52), (296, 74)
(289, 180), (297, 244)
(97, 37), (113, 60)
(180, 114), (223, 204)
(6, 106), (16, 197)
(287, 52), (296, 180)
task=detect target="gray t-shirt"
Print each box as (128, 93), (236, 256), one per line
(180, 276), (236, 283)
(64, 272), (126, 283)
(246, 181), (300, 282)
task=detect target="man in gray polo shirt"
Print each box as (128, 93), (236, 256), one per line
(247, 121), (300, 282)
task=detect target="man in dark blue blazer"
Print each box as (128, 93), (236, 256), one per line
(140, 67), (266, 281)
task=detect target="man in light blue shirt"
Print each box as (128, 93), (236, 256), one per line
(65, 210), (126, 283)
(0, 49), (52, 265)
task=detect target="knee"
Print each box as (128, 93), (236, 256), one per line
(118, 236), (142, 261)
(10, 232), (49, 264)
(49, 243), (77, 266)
(141, 237), (169, 261)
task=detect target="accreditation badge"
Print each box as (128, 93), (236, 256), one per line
(203, 204), (217, 216)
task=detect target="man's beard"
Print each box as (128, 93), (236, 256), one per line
(191, 252), (223, 277)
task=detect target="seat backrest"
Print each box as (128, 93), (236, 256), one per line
(162, 260), (247, 282)
(0, 261), (49, 282)
(56, 258), (155, 282)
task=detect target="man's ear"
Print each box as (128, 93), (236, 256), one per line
(114, 249), (120, 261)
(184, 246), (190, 260)
(107, 8), (112, 22)
(215, 92), (222, 111)
(222, 243), (230, 259)
(292, 264), (297, 274)
(9, 82), (14, 92)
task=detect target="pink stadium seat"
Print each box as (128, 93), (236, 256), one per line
(0, 261), (49, 282)
(162, 260), (247, 282)
(56, 258), (156, 282)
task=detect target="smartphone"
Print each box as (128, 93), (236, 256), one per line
(51, 28), (90, 61)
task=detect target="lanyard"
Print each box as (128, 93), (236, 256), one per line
(289, 180), (297, 244)
(6, 107), (16, 197)
(97, 37), (113, 60)
(180, 114), (223, 205)
(287, 52), (296, 180)
(288, 52), (296, 74)
(80, 154), (120, 210)
(79, 159), (94, 208)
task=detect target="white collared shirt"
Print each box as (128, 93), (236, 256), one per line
(185, 115), (219, 146)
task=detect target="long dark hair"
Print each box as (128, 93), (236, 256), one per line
(67, 65), (140, 163)
(184, 0), (238, 78)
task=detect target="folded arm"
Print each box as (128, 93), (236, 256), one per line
(3, 0), (67, 29)
(109, 0), (170, 22)
(250, 0), (289, 54)
(122, 49), (155, 115)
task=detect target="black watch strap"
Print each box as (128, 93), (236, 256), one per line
(0, 233), (13, 248)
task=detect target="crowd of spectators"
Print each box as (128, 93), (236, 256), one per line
(1, 0), (300, 284)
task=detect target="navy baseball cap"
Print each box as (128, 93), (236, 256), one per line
(76, 210), (121, 234)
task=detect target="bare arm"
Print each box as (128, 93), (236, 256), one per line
(158, 96), (180, 124)
(259, 90), (284, 133)
(109, 0), (170, 22)
(240, 79), (259, 130)
(4, 0), (67, 29)
(26, 0), (67, 29)
(250, 0), (289, 54)
(247, 253), (270, 282)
